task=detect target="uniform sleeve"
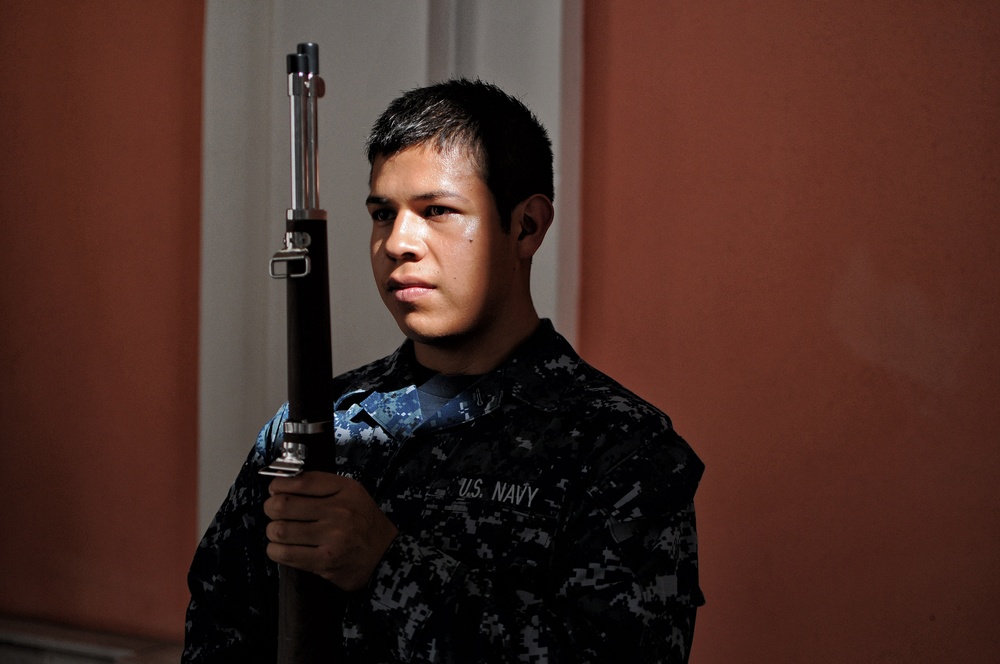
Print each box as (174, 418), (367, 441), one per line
(342, 429), (704, 663)
(182, 410), (284, 664)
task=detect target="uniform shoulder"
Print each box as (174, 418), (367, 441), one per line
(509, 322), (668, 429)
(570, 364), (705, 521)
(563, 357), (672, 432)
(331, 344), (409, 400)
(554, 358), (703, 494)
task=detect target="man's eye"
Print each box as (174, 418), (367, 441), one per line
(425, 205), (450, 217)
(370, 208), (395, 223)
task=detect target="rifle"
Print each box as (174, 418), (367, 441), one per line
(260, 42), (341, 663)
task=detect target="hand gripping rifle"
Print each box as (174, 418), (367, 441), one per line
(260, 43), (341, 663)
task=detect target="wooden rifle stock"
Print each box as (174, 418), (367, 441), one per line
(260, 42), (341, 663)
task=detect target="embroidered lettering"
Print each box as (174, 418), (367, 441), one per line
(490, 481), (539, 508)
(458, 477), (483, 499)
(501, 484), (516, 504)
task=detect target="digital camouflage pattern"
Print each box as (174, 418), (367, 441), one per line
(184, 320), (704, 662)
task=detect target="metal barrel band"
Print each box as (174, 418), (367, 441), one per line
(283, 420), (332, 434)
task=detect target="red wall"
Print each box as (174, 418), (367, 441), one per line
(0, 1), (203, 640)
(580, 1), (1000, 662)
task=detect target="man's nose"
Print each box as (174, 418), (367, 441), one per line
(383, 210), (424, 260)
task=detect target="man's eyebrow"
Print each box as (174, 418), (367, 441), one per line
(365, 190), (470, 206)
(413, 190), (469, 202)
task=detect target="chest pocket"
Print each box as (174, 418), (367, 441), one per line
(418, 490), (559, 584)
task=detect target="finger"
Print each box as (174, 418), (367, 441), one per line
(266, 518), (328, 547)
(266, 540), (323, 573)
(263, 491), (348, 521)
(267, 471), (347, 497)
(266, 535), (348, 578)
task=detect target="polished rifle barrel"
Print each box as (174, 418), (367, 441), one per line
(288, 43), (323, 213)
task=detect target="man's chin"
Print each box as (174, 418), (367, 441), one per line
(401, 328), (464, 349)
(394, 315), (468, 349)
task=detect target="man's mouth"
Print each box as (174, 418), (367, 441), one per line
(387, 277), (435, 303)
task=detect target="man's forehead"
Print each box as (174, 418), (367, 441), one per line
(368, 142), (484, 191)
(374, 140), (476, 166)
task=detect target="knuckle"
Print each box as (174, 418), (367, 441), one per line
(266, 521), (283, 542)
(318, 541), (340, 564)
(265, 542), (283, 564)
(263, 493), (285, 518)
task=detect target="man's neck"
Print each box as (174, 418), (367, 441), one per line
(413, 313), (541, 376)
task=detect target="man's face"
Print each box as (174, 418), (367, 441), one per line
(367, 143), (522, 349)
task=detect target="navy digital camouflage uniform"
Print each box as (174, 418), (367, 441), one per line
(184, 320), (704, 662)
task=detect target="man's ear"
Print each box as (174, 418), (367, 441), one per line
(512, 194), (554, 260)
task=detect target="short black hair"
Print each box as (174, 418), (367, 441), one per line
(366, 79), (554, 232)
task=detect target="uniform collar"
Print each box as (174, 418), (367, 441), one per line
(336, 319), (581, 425)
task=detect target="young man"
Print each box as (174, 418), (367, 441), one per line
(185, 79), (704, 662)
